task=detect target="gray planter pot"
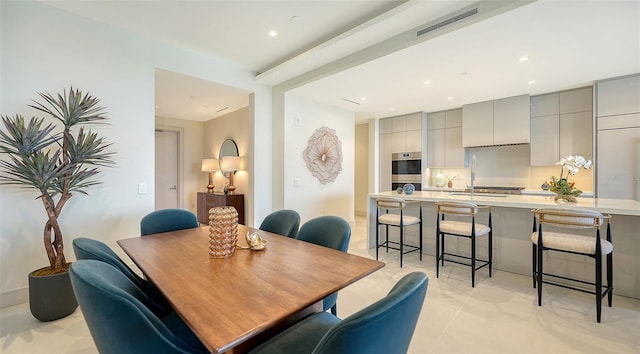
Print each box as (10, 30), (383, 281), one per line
(28, 267), (78, 322)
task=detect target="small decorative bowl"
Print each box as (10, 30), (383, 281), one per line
(245, 231), (268, 251)
(396, 187), (404, 194)
(403, 183), (415, 195)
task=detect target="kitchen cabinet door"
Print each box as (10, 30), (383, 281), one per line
(445, 109), (462, 128)
(597, 127), (640, 200)
(560, 87), (592, 114)
(427, 129), (445, 167)
(530, 115), (560, 166)
(427, 111), (445, 130)
(597, 74), (640, 117)
(391, 115), (407, 133)
(391, 131), (406, 153)
(560, 111), (592, 159)
(531, 93), (559, 118)
(494, 94), (530, 145)
(445, 126), (465, 167)
(462, 101), (493, 147)
(406, 113), (423, 130)
(379, 117), (393, 134)
(405, 129), (423, 153)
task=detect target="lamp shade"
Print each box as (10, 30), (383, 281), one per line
(201, 158), (219, 172)
(220, 156), (241, 173)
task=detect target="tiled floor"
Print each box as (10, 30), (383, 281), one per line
(2, 216), (639, 353)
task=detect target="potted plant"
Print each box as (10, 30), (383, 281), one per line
(0, 87), (114, 321)
(549, 155), (592, 202)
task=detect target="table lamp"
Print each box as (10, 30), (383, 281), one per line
(201, 158), (219, 193)
(220, 156), (241, 195)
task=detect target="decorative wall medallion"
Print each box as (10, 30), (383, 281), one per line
(303, 126), (343, 184)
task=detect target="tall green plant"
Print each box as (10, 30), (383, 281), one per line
(0, 88), (115, 272)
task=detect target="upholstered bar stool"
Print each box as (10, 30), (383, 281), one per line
(531, 208), (613, 323)
(375, 197), (422, 268)
(435, 201), (492, 287)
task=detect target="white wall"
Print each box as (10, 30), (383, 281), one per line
(0, 0), (272, 304)
(284, 94), (355, 224)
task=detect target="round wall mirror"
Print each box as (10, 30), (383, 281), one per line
(219, 138), (239, 170)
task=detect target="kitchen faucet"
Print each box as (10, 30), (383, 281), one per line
(470, 155), (476, 195)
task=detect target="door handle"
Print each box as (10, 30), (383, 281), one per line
(169, 186), (177, 190)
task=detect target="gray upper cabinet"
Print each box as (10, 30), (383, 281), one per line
(530, 87), (593, 166)
(462, 95), (529, 147)
(596, 74), (640, 117)
(427, 109), (465, 168)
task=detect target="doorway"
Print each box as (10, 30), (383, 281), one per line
(155, 128), (181, 209)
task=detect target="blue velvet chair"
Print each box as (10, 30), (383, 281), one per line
(248, 272), (428, 354)
(70, 260), (208, 354)
(140, 208), (199, 236)
(72, 237), (171, 316)
(296, 215), (351, 315)
(259, 209), (301, 238)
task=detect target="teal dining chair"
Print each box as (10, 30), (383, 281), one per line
(70, 260), (208, 354)
(259, 209), (301, 238)
(140, 208), (199, 236)
(248, 272), (428, 354)
(72, 237), (171, 316)
(296, 215), (351, 315)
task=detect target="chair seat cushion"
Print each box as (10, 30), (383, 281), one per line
(378, 214), (420, 226)
(249, 312), (340, 354)
(531, 231), (613, 255)
(438, 220), (490, 236)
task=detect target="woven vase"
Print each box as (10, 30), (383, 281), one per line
(208, 206), (238, 258)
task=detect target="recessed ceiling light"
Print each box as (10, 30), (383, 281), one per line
(424, 81), (431, 85)
(268, 30), (277, 37)
(390, 108), (395, 112)
(528, 80), (536, 84)
(360, 97), (366, 101)
(519, 56), (529, 62)
(447, 96), (453, 100)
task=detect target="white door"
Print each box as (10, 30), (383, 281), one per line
(155, 129), (179, 209)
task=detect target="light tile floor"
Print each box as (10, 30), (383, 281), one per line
(2, 216), (639, 353)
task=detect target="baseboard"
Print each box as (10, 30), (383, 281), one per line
(1, 288), (28, 308)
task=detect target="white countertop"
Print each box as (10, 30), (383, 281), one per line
(371, 190), (640, 216)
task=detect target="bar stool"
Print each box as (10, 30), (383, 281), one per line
(375, 197), (422, 268)
(435, 201), (492, 287)
(531, 208), (613, 323)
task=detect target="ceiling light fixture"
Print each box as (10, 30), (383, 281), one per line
(528, 80), (536, 84)
(390, 108), (395, 112)
(424, 81), (431, 85)
(268, 30), (277, 37)
(519, 56), (529, 62)
(360, 97), (366, 101)
(447, 96), (453, 100)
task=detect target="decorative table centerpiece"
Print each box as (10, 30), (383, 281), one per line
(549, 155), (592, 202)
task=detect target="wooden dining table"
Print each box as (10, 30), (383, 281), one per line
(118, 224), (384, 353)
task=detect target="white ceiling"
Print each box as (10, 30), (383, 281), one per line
(42, 0), (640, 123)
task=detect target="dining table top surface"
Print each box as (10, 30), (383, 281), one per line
(118, 224), (384, 353)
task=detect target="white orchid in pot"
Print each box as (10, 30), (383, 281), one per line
(0, 88), (115, 321)
(549, 155), (592, 202)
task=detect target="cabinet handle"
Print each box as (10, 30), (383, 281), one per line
(169, 186), (177, 190)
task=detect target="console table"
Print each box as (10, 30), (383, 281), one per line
(197, 192), (245, 225)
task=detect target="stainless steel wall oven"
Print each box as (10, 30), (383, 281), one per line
(392, 152), (422, 190)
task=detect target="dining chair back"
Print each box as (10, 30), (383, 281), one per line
(70, 260), (207, 354)
(72, 237), (170, 315)
(259, 209), (301, 238)
(296, 215), (351, 316)
(140, 208), (199, 236)
(248, 272), (429, 354)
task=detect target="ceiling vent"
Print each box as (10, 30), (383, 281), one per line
(416, 8), (479, 37)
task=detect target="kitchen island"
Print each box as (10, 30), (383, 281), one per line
(367, 191), (640, 299)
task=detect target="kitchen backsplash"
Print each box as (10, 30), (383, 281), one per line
(425, 144), (594, 191)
